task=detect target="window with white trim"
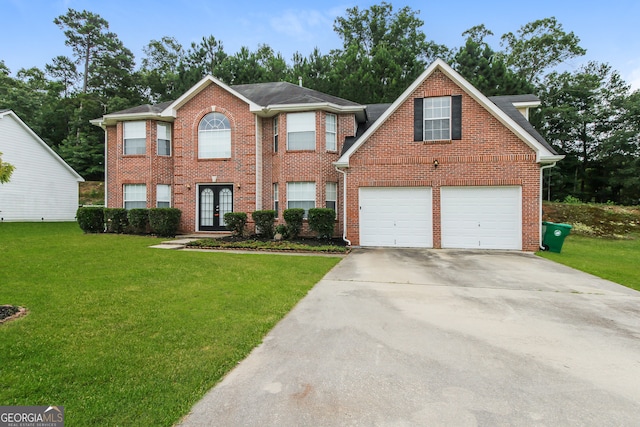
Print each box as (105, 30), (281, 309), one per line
(273, 183), (279, 217)
(326, 113), (337, 151)
(157, 122), (171, 156)
(157, 184), (171, 208)
(124, 184), (146, 209)
(199, 112), (231, 158)
(273, 116), (279, 152)
(326, 182), (337, 216)
(287, 112), (315, 150)
(124, 121), (146, 155)
(424, 96), (451, 141)
(287, 182), (315, 218)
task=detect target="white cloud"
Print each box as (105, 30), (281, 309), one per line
(627, 66), (640, 92)
(269, 9), (333, 41)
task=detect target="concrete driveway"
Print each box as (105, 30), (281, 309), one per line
(177, 248), (640, 426)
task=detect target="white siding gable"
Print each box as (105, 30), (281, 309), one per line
(0, 111), (83, 221)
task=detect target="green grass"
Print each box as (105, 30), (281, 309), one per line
(537, 234), (640, 291)
(0, 223), (341, 426)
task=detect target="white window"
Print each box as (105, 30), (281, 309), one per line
(287, 182), (315, 218)
(124, 184), (146, 209)
(287, 112), (316, 150)
(157, 184), (171, 208)
(199, 112), (231, 158)
(326, 182), (337, 214)
(424, 96), (451, 141)
(326, 113), (337, 151)
(124, 121), (146, 155)
(273, 116), (279, 152)
(157, 122), (171, 156)
(273, 183), (279, 218)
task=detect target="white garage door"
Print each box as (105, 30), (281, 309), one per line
(359, 187), (432, 247)
(441, 186), (522, 250)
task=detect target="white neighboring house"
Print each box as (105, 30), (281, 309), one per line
(0, 109), (84, 221)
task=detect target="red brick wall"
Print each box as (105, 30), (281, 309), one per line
(105, 120), (174, 209)
(344, 69), (542, 251)
(261, 111), (356, 236)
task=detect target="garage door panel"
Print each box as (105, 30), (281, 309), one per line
(441, 186), (521, 250)
(360, 187), (432, 248)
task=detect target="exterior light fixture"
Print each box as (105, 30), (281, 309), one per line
(433, 159), (439, 168)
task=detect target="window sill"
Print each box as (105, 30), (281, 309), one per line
(122, 154), (147, 157)
(419, 139), (452, 145)
(198, 157), (231, 161)
(285, 150), (316, 153)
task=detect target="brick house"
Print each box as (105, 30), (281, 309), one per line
(91, 59), (562, 251)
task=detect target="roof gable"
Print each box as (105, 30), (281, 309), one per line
(336, 59), (562, 166)
(0, 110), (84, 181)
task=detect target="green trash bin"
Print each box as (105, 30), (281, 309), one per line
(542, 221), (572, 253)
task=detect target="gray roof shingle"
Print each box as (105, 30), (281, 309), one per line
(231, 82), (362, 107)
(489, 95), (558, 155)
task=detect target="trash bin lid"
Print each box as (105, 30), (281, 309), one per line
(555, 223), (573, 229)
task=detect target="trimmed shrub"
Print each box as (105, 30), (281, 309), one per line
(283, 208), (305, 239)
(308, 208), (336, 239)
(103, 208), (128, 233)
(252, 210), (276, 239)
(77, 207), (104, 233)
(224, 212), (248, 236)
(149, 208), (182, 237)
(275, 224), (288, 239)
(128, 209), (149, 234)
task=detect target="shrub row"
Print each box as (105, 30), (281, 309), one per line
(223, 208), (335, 240)
(76, 207), (182, 237)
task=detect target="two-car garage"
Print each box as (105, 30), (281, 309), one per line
(359, 186), (522, 250)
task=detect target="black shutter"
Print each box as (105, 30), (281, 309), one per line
(451, 95), (462, 140)
(414, 98), (423, 141)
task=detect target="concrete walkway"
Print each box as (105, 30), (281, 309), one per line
(176, 248), (640, 426)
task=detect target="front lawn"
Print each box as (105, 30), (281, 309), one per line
(0, 223), (341, 426)
(537, 234), (640, 292)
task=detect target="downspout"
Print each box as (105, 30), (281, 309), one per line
(101, 121), (108, 207)
(255, 115), (263, 211)
(335, 166), (351, 246)
(539, 162), (557, 250)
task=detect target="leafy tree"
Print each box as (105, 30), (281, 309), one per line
(331, 2), (449, 103)
(539, 62), (633, 202)
(0, 151), (15, 184)
(290, 48), (335, 93)
(46, 55), (79, 97)
(500, 17), (586, 83)
(141, 36), (185, 102)
(454, 25), (534, 96)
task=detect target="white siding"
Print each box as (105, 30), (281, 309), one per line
(0, 111), (83, 221)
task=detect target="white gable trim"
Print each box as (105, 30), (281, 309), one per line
(335, 59), (558, 166)
(0, 110), (84, 181)
(161, 75), (260, 117)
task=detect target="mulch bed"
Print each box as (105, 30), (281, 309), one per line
(0, 305), (28, 324)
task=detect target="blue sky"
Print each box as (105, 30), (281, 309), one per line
(2, 0), (639, 90)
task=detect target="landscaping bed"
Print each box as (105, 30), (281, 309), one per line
(187, 235), (349, 254)
(543, 201), (640, 239)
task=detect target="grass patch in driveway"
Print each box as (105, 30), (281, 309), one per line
(0, 222), (340, 426)
(537, 234), (640, 292)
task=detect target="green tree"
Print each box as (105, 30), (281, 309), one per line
(0, 151), (15, 184)
(331, 2), (449, 103)
(539, 62), (633, 202)
(140, 36), (185, 102)
(500, 17), (586, 83)
(454, 25), (534, 96)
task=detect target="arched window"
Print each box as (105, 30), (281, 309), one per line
(198, 112), (231, 158)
